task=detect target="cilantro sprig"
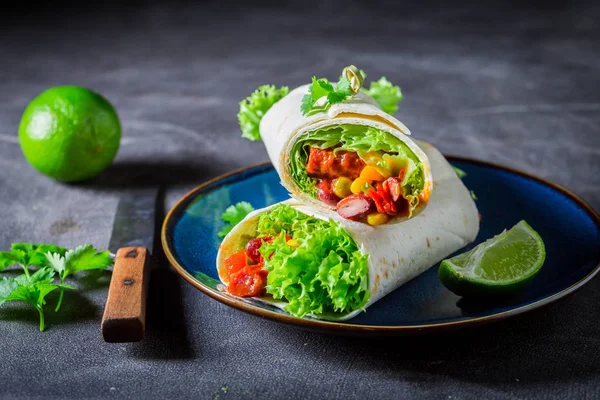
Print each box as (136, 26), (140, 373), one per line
(300, 75), (354, 116)
(46, 245), (113, 311)
(218, 202), (255, 238)
(300, 66), (404, 116)
(0, 243), (65, 278)
(0, 243), (112, 331)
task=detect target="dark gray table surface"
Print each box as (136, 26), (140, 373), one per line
(1, 1), (599, 398)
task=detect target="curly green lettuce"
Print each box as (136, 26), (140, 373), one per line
(238, 85), (290, 141)
(289, 124), (425, 198)
(256, 204), (369, 317)
(363, 77), (403, 114)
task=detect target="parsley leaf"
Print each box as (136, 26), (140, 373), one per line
(334, 76), (352, 97)
(0, 242), (111, 331)
(218, 202), (255, 238)
(0, 243), (66, 277)
(0, 267), (74, 331)
(301, 75), (356, 116)
(46, 245), (113, 311)
(238, 85), (290, 141)
(363, 77), (403, 114)
(470, 190), (478, 201)
(452, 166), (467, 179)
(300, 77), (332, 115)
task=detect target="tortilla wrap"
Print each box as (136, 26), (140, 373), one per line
(259, 84), (434, 217)
(217, 142), (479, 321)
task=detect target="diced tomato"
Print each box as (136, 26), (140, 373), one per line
(378, 184), (397, 214)
(306, 147), (365, 180)
(224, 250), (247, 278)
(366, 189), (386, 214)
(367, 184), (400, 216)
(228, 264), (268, 297)
(384, 177), (403, 202)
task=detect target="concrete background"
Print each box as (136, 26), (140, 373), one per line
(1, 1), (599, 398)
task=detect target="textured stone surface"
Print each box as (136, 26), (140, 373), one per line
(1, 1), (599, 398)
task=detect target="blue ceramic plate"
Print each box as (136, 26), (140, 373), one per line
(162, 157), (600, 334)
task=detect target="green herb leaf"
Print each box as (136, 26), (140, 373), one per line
(301, 77), (331, 115)
(219, 202), (255, 238)
(0, 278), (18, 303)
(30, 266), (56, 283)
(0, 242), (110, 331)
(238, 85), (290, 141)
(0, 251), (23, 271)
(335, 76), (352, 97)
(363, 77), (403, 114)
(0, 243), (66, 271)
(301, 75), (356, 116)
(0, 268), (73, 331)
(46, 252), (66, 275)
(46, 245), (113, 311)
(64, 245), (113, 275)
(470, 190), (478, 201)
(326, 90), (349, 104)
(452, 166), (467, 179)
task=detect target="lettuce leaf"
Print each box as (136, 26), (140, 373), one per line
(238, 85), (289, 141)
(289, 124), (425, 198)
(256, 204), (369, 317)
(362, 77), (403, 114)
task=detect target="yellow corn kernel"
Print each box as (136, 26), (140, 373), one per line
(351, 177), (369, 194)
(367, 212), (389, 226)
(360, 165), (385, 182)
(286, 238), (301, 249)
(332, 177), (353, 198)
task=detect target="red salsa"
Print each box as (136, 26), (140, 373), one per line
(224, 234), (290, 297)
(305, 146), (413, 225)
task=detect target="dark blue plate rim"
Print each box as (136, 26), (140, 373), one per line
(161, 156), (600, 335)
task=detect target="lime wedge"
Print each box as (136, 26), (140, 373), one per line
(439, 220), (546, 297)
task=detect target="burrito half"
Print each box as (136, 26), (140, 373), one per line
(217, 142), (479, 320)
(260, 81), (434, 226)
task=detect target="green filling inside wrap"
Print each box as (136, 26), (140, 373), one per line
(256, 204), (370, 317)
(289, 124), (425, 198)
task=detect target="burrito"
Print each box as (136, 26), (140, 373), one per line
(259, 78), (434, 226)
(217, 142), (479, 320)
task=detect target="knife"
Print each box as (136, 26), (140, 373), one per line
(101, 189), (158, 343)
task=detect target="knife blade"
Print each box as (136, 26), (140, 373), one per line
(101, 188), (158, 343)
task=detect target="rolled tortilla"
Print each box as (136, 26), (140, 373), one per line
(217, 142), (479, 321)
(259, 84), (433, 218)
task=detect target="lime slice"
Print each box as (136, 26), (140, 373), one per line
(439, 220), (546, 297)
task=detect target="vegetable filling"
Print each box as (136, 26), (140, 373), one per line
(223, 204), (370, 317)
(289, 125), (428, 224)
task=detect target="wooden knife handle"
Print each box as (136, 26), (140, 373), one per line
(101, 247), (151, 343)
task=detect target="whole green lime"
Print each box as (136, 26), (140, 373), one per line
(19, 86), (121, 182)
